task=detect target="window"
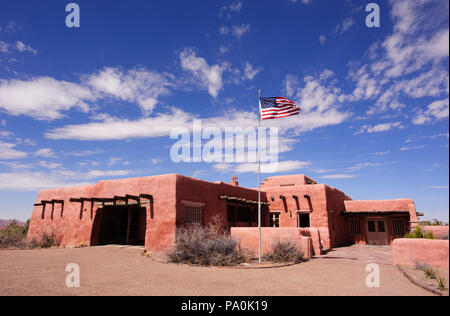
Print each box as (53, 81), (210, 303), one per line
(227, 205), (236, 223)
(378, 221), (386, 233)
(237, 207), (250, 222)
(270, 213), (280, 228)
(185, 205), (202, 225)
(393, 219), (406, 236)
(368, 221), (376, 233)
(299, 214), (310, 228)
(350, 220), (361, 235)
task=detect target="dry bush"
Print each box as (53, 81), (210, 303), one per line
(35, 230), (62, 248)
(168, 223), (248, 266)
(263, 239), (305, 264)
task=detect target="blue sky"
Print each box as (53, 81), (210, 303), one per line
(0, 0), (448, 222)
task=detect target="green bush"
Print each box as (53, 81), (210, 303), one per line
(168, 224), (249, 266)
(437, 276), (447, 291)
(263, 240), (305, 264)
(0, 220), (30, 249)
(404, 227), (435, 239)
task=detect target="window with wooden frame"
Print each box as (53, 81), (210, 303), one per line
(269, 212), (280, 228)
(182, 201), (204, 225)
(350, 220), (362, 235)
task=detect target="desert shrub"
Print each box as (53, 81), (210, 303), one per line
(420, 264), (437, 279)
(404, 227), (435, 239)
(36, 230), (62, 249)
(420, 219), (449, 226)
(263, 239), (304, 264)
(0, 220), (30, 249)
(168, 224), (247, 266)
(437, 276), (447, 291)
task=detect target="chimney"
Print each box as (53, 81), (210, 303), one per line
(230, 175), (239, 186)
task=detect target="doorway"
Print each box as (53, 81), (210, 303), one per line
(97, 205), (147, 246)
(366, 218), (389, 245)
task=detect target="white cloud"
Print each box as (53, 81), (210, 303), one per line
(348, 0), (449, 116)
(0, 172), (90, 191)
(413, 99), (449, 125)
(400, 145), (425, 151)
(219, 1), (242, 18)
(35, 148), (57, 158)
(289, 0), (312, 4)
(355, 122), (403, 135)
(61, 149), (104, 157)
(15, 41), (37, 54)
(243, 62), (262, 80)
(280, 73), (351, 133)
(84, 170), (131, 179)
(347, 162), (381, 172)
(321, 174), (356, 179)
(232, 24), (251, 39)
(214, 160), (311, 174)
(0, 77), (94, 120)
(39, 161), (62, 169)
(0, 40), (10, 53)
(375, 150), (391, 155)
(219, 26), (230, 35)
(334, 18), (355, 35)
(319, 35), (326, 46)
(0, 39), (36, 54)
(86, 67), (171, 116)
(45, 108), (193, 140)
(0, 141), (27, 160)
(425, 185), (449, 189)
(179, 48), (224, 98)
(0, 168), (131, 191)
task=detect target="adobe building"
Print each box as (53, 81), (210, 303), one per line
(27, 174), (420, 254)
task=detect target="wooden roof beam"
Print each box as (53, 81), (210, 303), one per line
(139, 194), (153, 200)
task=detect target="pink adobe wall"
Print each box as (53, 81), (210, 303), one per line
(325, 186), (352, 247)
(231, 227), (313, 259)
(262, 184), (328, 228)
(174, 175), (268, 228)
(28, 174), (178, 253)
(299, 227), (322, 256)
(392, 239), (449, 269)
(262, 181), (351, 249)
(344, 199), (419, 230)
(421, 226), (449, 240)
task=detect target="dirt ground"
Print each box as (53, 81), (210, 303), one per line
(0, 246), (434, 296)
(401, 265), (449, 295)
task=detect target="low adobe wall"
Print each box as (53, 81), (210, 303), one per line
(231, 227), (313, 260)
(392, 239), (449, 269)
(421, 226), (449, 240)
(299, 227), (323, 256)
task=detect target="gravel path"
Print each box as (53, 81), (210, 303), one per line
(0, 246), (433, 296)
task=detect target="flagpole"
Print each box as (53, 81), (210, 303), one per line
(258, 89), (262, 264)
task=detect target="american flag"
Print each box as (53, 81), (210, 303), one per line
(259, 97), (300, 120)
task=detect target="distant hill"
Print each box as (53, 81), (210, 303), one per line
(0, 220), (26, 230)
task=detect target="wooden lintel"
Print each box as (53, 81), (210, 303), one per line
(125, 194), (140, 201)
(139, 194), (153, 200)
(69, 198), (83, 203)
